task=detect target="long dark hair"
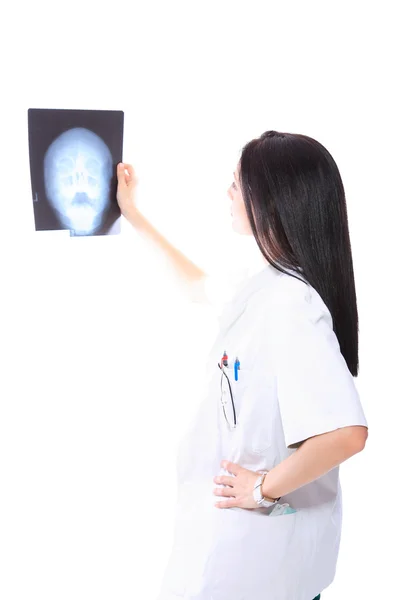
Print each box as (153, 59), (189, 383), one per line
(239, 130), (359, 376)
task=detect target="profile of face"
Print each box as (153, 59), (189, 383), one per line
(43, 127), (113, 235)
(227, 163), (253, 236)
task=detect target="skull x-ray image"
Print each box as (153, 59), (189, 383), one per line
(44, 128), (113, 235)
(28, 109), (124, 236)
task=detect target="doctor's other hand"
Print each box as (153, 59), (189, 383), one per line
(117, 162), (140, 221)
(213, 461), (261, 509)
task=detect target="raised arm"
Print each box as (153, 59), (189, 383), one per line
(116, 162), (208, 301)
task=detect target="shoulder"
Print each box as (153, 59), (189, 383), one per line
(252, 269), (334, 334)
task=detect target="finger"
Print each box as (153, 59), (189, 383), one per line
(214, 476), (235, 487)
(215, 498), (238, 509)
(214, 487), (235, 498)
(117, 163), (127, 187)
(221, 461), (241, 476)
(123, 163), (135, 184)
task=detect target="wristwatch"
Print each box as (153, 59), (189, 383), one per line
(253, 472), (281, 508)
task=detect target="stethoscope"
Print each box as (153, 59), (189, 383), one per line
(217, 360), (237, 429)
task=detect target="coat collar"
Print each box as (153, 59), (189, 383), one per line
(207, 256), (308, 374)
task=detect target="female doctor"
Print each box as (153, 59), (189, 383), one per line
(116, 130), (368, 600)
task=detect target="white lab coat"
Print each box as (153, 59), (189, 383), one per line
(157, 261), (368, 600)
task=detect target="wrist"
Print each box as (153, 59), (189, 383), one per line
(260, 472), (278, 502)
(261, 488), (277, 503)
(253, 473), (281, 508)
(124, 206), (144, 228)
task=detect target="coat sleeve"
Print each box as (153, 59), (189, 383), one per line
(268, 278), (368, 449)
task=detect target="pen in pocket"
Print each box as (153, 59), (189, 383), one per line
(234, 357), (240, 381)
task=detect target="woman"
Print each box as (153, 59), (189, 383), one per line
(116, 130), (368, 600)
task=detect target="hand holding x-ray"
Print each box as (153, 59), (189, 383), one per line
(116, 163), (140, 220)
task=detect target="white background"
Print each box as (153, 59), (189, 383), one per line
(0, 1), (398, 598)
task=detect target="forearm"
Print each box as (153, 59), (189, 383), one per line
(124, 207), (206, 286)
(262, 425), (368, 501)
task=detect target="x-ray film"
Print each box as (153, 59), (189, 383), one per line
(28, 109), (124, 237)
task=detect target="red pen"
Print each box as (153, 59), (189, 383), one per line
(221, 351), (228, 367)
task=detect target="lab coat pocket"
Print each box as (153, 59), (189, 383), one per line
(247, 372), (277, 455)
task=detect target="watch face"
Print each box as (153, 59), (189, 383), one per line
(253, 486), (263, 504)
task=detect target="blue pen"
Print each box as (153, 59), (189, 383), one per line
(234, 357), (240, 381)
